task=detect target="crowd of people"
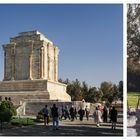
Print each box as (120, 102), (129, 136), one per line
(41, 103), (118, 130)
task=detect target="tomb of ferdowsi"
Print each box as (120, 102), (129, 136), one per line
(0, 31), (80, 115)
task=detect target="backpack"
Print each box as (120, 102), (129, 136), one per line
(51, 107), (58, 117)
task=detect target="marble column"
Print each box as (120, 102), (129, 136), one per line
(11, 44), (16, 80)
(3, 47), (6, 81)
(29, 54), (33, 80)
(47, 44), (50, 80)
(40, 47), (44, 79)
(29, 42), (33, 80)
(54, 47), (58, 81)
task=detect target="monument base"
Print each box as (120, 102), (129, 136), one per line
(0, 79), (71, 105)
(16, 100), (91, 116)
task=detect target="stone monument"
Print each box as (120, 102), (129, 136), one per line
(0, 31), (71, 106)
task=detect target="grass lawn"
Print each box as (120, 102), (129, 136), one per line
(127, 92), (140, 108)
(11, 117), (38, 126)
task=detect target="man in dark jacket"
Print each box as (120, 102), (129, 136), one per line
(110, 106), (118, 130)
(78, 107), (85, 121)
(51, 104), (59, 130)
(69, 105), (75, 121)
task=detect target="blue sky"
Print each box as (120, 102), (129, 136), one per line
(0, 4), (123, 87)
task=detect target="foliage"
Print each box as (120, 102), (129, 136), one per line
(127, 4), (140, 91)
(69, 79), (83, 101)
(127, 4), (140, 60)
(11, 117), (36, 126)
(0, 109), (13, 122)
(87, 87), (103, 103)
(59, 78), (122, 104)
(100, 82), (119, 103)
(0, 100), (17, 122)
(0, 100), (16, 116)
(81, 81), (89, 100)
(119, 81), (123, 101)
(127, 59), (140, 91)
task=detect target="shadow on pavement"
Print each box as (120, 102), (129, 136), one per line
(0, 124), (123, 136)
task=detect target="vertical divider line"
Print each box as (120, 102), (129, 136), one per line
(123, 2), (127, 138)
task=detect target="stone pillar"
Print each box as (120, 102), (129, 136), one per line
(47, 44), (50, 80)
(43, 46), (48, 79)
(3, 47), (6, 81)
(3, 45), (13, 81)
(11, 43), (16, 80)
(40, 47), (44, 79)
(29, 42), (33, 80)
(54, 47), (58, 81)
(29, 54), (33, 80)
(54, 48), (56, 81)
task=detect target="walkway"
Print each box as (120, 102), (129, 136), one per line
(0, 117), (123, 136)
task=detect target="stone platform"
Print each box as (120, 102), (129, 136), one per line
(0, 79), (71, 105)
(16, 100), (91, 116)
(25, 100), (72, 115)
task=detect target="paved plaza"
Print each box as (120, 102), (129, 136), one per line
(0, 116), (123, 136)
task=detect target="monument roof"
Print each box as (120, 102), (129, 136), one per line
(18, 30), (39, 36)
(9, 30), (53, 45)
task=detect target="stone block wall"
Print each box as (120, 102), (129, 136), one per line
(0, 92), (50, 106)
(25, 101), (72, 115)
(17, 100), (93, 116)
(0, 80), (47, 92)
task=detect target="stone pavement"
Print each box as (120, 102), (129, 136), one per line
(0, 117), (123, 136)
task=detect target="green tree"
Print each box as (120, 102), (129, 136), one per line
(100, 81), (119, 103)
(107, 84), (119, 103)
(127, 4), (140, 60)
(67, 79), (82, 101)
(127, 4), (140, 91)
(0, 99), (16, 122)
(64, 78), (70, 85)
(100, 81), (112, 101)
(127, 59), (140, 91)
(119, 81), (123, 101)
(86, 87), (103, 103)
(87, 87), (97, 103)
(60, 78), (121, 103)
(81, 81), (89, 101)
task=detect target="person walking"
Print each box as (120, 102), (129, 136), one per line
(51, 104), (59, 130)
(93, 106), (102, 127)
(78, 107), (85, 121)
(85, 106), (90, 121)
(74, 107), (77, 120)
(69, 105), (75, 121)
(109, 106), (112, 122)
(102, 106), (108, 123)
(42, 105), (49, 126)
(110, 106), (118, 130)
(60, 105), (65, 120)
(64, 106), (70, 120)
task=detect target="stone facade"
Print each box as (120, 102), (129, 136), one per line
(0, 31), (71, 107)
(3, 31), (59, 81)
